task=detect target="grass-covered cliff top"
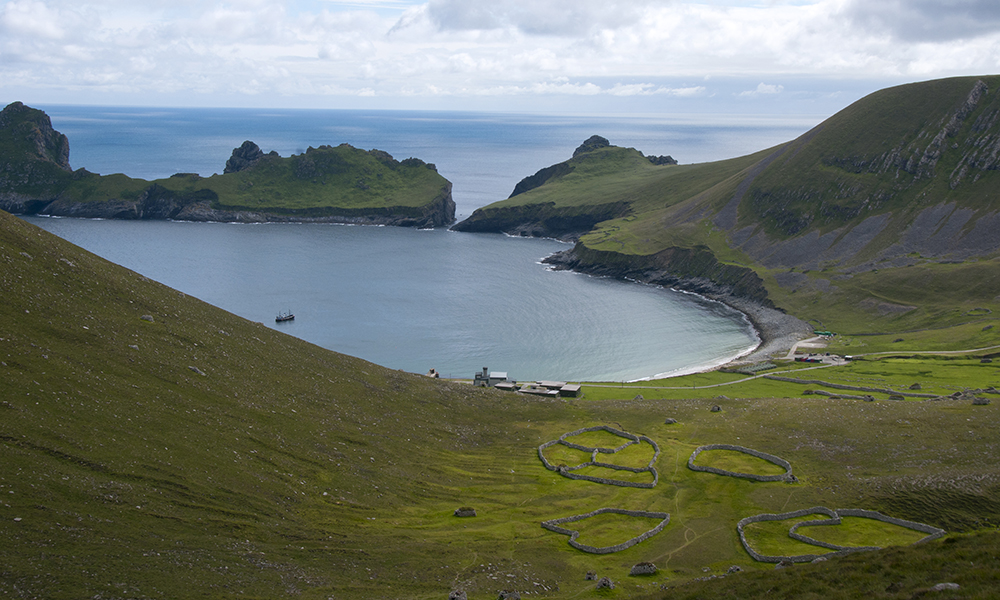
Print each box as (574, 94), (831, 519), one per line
(59, 143), (448, 211)
(0, 102), (454, 225)
(4, 203), (1000, 599)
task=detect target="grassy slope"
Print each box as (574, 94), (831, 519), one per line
(740, 75), (1000, 238)
(58, 145), (449, 212)
(465, 77), (1000, 352)
(4, 210), (1000, 599)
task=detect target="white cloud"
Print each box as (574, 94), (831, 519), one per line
(841, 0), (1000, 43)
(1, 0), (999, 110)
(738, 82), (785, 97)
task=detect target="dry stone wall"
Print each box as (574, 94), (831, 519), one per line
(538, 425), (660, 488)
(736, 506), (946, 563)
(688, 444), (796, 483)
(541, 508), (671, 554)
(764, 375), (939, 399)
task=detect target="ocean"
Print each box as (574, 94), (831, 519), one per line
(22, 105), (821, 381)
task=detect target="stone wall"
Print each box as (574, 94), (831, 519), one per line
(538, 425), (660, 489)
(687, 444), (796, 483)
(736, 506), (946, 563)
(764, 375), (939, 399)
(541, 508), (671, 554)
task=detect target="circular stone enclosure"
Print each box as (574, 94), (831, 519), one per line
(687, 444), (795, 483)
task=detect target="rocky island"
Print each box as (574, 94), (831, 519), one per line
(0, 102), (455, 227)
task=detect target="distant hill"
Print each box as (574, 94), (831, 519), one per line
(455, 76), (1000, 344)
(0, 102), (454, 227)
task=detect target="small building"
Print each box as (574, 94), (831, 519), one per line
(473, 367), (510, 387)
(559, 384), (582, 397)
(537, 380), (567, 390)
(494, 382), (519, 392)
(519, 384), (559, 397)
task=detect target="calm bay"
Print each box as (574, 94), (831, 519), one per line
(20, 106), (820, 381)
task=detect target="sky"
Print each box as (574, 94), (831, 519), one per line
(2, 0), (1000, 115)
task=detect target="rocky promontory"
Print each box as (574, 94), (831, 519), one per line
(0, 102), (455, 228)
(452, 136), (675, 240)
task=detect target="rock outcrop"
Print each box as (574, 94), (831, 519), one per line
(223, 140), (268, 174)
(573, 135), (610, 157)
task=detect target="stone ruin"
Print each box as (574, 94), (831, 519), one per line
(541, 508), (671, 554)
(736, 506), (945, 563)
(687, 444), (796, 483)
(538, 425), (660, 488)
(629, 562), (657, 576)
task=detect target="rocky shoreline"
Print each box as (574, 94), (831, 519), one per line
(716, 294), (813, 365)
(542, 246), (813, 367)
(3, 184), (456, 229)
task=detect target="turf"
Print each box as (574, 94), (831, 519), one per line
(4, 200), (1000, 599)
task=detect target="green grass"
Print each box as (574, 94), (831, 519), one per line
(797, 516), (929, 548)
(640, 531), (1000, 600)
(742, 513), (835, 557)
(692, 449), (789, 477)
(5, 209), (1000, 599)
(575, 354), (1000, 402)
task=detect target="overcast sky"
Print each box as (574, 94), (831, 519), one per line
(2, 0), (999, 115)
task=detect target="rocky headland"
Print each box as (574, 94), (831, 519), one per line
(0, 102), (455, 228)
(452, 135), (675, 240)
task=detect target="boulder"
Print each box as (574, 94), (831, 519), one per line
(930, 583), (960, 591)
(710, 405), (722, 413)
(449, 591), (467, 600)
(629, 562), (657, 576)
(664, 418), (677, 425)
(454, 507), (477, 517)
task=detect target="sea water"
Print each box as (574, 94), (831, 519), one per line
(21, 106), (820, 381)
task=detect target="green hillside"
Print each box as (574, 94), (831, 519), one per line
(4, 209), (1000, 599)
(455, 76), (1000, 350)
(0, 102), (454, 227)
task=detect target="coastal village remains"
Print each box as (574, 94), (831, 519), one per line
(4, 76), (1000, 598)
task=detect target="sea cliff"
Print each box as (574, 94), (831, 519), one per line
(0, 103), (455, 228)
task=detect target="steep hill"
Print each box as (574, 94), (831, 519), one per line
(4, 208), (1000, 599)
(0, 102), (454, 227)
(455, 76), (1000, 348)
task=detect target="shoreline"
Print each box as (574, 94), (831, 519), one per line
(541, 247), (815, 375)
(713, 293), (814, 366)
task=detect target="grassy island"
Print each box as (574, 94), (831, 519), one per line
(0, 102), (455, 228)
